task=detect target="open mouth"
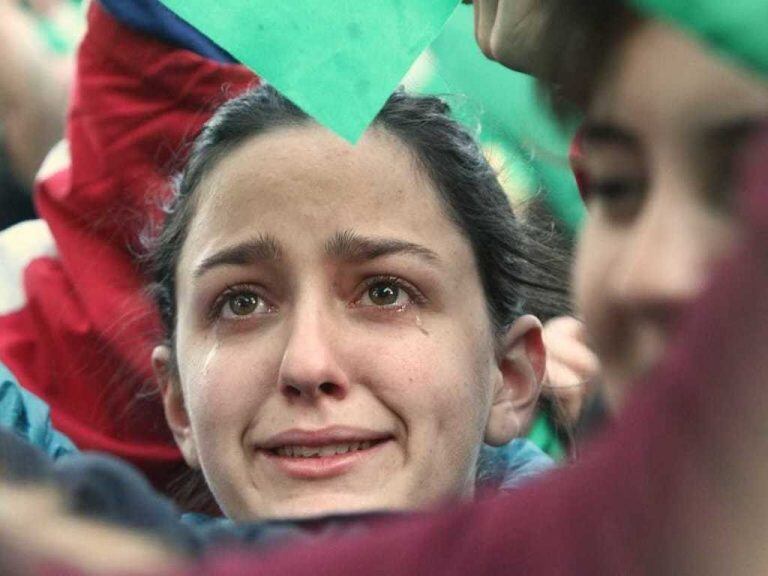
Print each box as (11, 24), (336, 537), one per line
(267, 438), (388, 459)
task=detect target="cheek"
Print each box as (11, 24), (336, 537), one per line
(365, 322), (491, 436)
(177, 336), (275, 435)
(573, 223), (614, 325)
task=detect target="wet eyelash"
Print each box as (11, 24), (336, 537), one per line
(208, 284), (264, 321)
(358, 275), (428, 306)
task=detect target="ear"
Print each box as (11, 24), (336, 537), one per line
(484, 315), (546, 446)
(152, 345), (199, 469)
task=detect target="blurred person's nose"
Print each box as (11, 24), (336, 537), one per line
(610, 172), (714, 330)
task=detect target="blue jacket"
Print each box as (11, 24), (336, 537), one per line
(0, 363), (77, 460)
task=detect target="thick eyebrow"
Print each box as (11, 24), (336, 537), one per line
(325, 229), (440, 265)
(579, 122), (641, 150)
(193, 234), (282, 278)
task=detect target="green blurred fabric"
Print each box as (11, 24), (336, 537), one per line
(409, 5), (584, 234)
(632, 0), (768, 76)
(30, 0), (83, 55)
(527, 412), (567, 461)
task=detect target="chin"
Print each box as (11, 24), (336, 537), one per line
(261, 493), (407, 521)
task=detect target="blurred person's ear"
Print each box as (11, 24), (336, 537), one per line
(152, 345), (199, 469)
(485, 315), (546, 445)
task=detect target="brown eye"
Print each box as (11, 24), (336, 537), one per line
(368, 282), (400, 306)
(586, 178), (646, 223)
(356, 277), (421, 310)
(227, 293), (259, 316)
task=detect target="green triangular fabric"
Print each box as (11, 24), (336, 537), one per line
(159, 0), (460, 142)
(631, 0), (768, 76)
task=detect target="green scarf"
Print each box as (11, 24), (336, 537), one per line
(631, 0), (768, 76)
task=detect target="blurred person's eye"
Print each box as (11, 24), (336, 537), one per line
(572, 124), (646, 223)
(700, 117), (768, 213)
(582, 176), (647, 224)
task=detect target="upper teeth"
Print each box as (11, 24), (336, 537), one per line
(274, 441), (374, 458)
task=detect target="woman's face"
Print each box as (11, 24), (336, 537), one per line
(155, 125), (543, 520)
(574, 20), (768, 409)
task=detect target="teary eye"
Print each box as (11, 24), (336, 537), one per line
(356, 277), (421, 309)
(367, 282), (400, 306)
(213, 287), (274, 320)
(701, 117), (768, 213)
(228, 293), (260, 316)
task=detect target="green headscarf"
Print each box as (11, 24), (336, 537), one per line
(631, 0), (768, 76)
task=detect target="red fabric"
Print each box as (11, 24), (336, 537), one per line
(0, 3), (257, 489)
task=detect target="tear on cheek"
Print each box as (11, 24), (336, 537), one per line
(414, 314), (429, 336)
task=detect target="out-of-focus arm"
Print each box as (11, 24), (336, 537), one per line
(0, 0), (71, 186)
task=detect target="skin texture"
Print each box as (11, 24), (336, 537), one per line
(472, 0), (547, 73)
(0, 0), (73, 186)
(572, 20), (768, 409)
(153, 124), (545, 521)
(541, 316), (598, 425)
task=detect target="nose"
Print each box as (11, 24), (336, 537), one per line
(277, 299), (349, 403)
(611, 181), (714, 325)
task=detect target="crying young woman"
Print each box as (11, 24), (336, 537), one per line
(147, 85), (569, 521)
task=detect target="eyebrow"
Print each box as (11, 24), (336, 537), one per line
(579, 122), (641, 150)
(324, 230), (440, 264)
(193, 230), (440, 278)
(193, 234), (281, 278)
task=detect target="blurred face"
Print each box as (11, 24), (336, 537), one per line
(574, 20), (768, 409)
(156, 124), (540, 520)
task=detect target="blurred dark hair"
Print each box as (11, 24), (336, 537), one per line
(146, 84), (571, 356)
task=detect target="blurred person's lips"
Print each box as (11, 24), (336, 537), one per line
(255, 426), (394, 479)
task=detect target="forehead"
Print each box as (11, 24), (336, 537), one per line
(179, 124), (474, 270)
(590, 20), (768, 138)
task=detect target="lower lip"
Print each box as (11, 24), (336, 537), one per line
(259, 440), (391, 480)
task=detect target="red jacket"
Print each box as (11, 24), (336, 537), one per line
(0, 2), (256, 490)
